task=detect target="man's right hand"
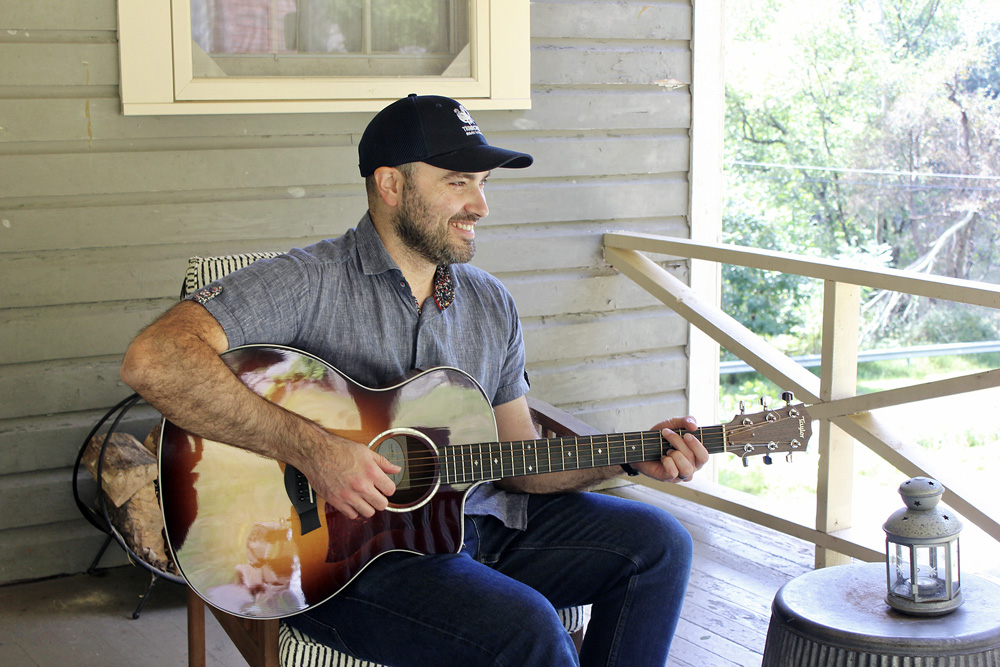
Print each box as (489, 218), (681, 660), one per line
(297, 430), (402, 520)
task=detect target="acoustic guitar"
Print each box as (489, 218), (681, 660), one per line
(159, 344), (812, 619)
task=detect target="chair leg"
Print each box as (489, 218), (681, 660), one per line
(187, 588), (207, 667)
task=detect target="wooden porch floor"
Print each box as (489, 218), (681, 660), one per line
(0, 486), (815, 667)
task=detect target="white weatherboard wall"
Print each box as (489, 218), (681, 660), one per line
(0, 0), (696, 582)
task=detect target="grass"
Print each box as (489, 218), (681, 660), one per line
(716, 354), (1000, 526)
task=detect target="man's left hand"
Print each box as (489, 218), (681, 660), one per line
(632, 416), (709, 483)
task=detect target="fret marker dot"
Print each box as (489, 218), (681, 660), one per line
(598, 448), (603, 454)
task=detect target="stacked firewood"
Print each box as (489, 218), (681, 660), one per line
(82, 427), (175, 574)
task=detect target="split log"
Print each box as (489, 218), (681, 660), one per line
(82, 432), (157, 507)
(106, 483), (174, 574)
(83, 429), (175, 573)
(142, 422), (160, 457)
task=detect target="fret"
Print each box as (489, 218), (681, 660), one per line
(609, 433), (627, 466)
(473, 442), (485, 482)
(499, 441), (512, 477)
(561, 437), (578, 471)
(645, 431), (664, 461)
(634, 433), (648, 463)
(447, 445), (461, 484)
(592, 436), (611, 468)
(512, 440), (526, 477)
(536, 439), (552, 475)
(444, 446), (454, 485)
(461, 443), (474, 483)
(524, 440), (538, 475)
(624, 433), (642, 464)
(488, 441), (501, 479)
(550, 437), (563, 472)
(577, 435), (595, 471)
(702, 425), (726, 455)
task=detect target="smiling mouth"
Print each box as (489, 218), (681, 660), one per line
(450, 220), (475, 232)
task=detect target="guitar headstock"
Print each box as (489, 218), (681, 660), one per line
(723, 393), (812, 466)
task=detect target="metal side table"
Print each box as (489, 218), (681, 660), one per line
(762, 562), (1000, 666)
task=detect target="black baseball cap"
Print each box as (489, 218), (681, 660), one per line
(358, 94), (533, 177)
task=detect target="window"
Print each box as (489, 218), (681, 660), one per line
(118, 0), (530, 115)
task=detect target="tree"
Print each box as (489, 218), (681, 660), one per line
(724, 0), (1000, 348)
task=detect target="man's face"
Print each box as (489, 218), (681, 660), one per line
(392, 163), (490, 266)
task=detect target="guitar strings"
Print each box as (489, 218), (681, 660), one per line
(388, 426), (782, 469)
(375, 422), (801, 484)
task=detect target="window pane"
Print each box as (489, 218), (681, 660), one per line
(371, 0), (453, 53)
(297, 1), (363, 54)
(190, 0), (470, 77)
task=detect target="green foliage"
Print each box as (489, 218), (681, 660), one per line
(724, 0), (1000, 349)
(962, 37), (1000, 98)
(721, 211), (814, 339)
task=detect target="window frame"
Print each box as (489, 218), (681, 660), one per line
(117, 0), (530, 115)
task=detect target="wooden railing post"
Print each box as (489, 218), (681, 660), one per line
(602, 231), (1000, 561)
(815, 280), (861, 567)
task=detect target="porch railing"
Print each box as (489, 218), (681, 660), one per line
(603, 231), (1000, 567)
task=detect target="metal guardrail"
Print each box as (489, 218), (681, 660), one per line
(720, 340), (1000, 375)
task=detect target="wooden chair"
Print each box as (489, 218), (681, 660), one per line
(180, 254), (596, 666)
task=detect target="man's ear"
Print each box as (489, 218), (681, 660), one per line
(372, 166), (404, 208)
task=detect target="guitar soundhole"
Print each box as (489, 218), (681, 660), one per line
(373, 432), (439, 511)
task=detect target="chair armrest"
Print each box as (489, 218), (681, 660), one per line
(527, 397), (602, 438)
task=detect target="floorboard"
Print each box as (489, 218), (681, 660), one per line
(615, 486), (817, 667)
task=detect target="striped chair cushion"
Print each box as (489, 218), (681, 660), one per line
(278, 606), (591, 667)
(181, 253), (591, 665)
(180, 251), (282, 298)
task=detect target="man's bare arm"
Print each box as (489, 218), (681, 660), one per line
(491, 396), (624, 493)
(120, 300), (399, 518)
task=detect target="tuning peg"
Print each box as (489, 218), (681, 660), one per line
(742, 457), (750, 468)
(759, 396), (770, 409)
(782, 391), (794, 405)
(786, 453), (794, 463)
(763, 454), (773, 465)
(739, 400), (747, 415)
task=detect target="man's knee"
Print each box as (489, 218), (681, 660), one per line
(626, 502), (693, 572)
(490, 596), (578, 666)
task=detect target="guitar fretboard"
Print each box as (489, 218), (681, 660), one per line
(443, 427), (725, 485)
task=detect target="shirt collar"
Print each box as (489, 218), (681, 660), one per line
(356, 212), (398, 277)
(355, 212), (456, 312)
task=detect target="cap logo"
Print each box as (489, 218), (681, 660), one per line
(454, 105), (483, 137)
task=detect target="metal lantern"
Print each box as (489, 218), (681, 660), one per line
(883, 477), (963, 616)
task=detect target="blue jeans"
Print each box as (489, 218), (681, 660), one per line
(285, 491), (693, 666)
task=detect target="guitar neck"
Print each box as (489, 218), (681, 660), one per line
(443, 425), (726, 485)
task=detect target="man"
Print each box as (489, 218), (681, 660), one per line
(121, 94), (708, 666)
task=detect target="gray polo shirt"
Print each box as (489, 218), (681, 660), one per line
(191, 213), (531, 528)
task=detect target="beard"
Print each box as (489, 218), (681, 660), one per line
(394, 178), (476, 266)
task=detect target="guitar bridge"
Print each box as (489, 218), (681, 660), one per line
(284, 465), (321, 535)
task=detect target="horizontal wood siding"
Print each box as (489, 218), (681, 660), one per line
(0, 0), (695, 582)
